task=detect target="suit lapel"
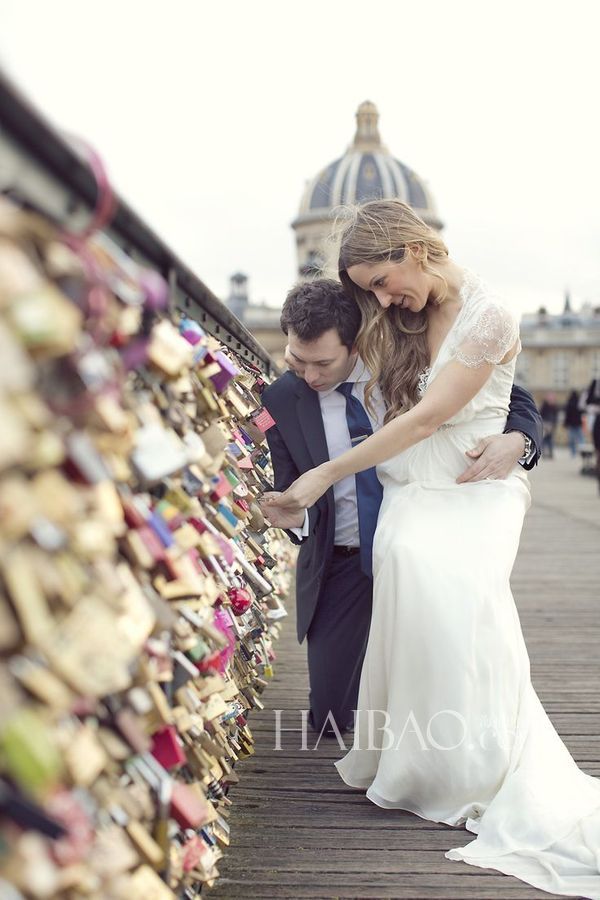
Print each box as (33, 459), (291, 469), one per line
(294, 379), (335, 533)
(295, 380), (330, 468)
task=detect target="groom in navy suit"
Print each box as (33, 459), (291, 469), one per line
(261, 279), (542, 736)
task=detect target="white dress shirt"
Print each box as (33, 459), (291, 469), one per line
(291, 358), (386, 545)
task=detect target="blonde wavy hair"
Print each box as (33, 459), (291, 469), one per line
(336, 199), (450, 424)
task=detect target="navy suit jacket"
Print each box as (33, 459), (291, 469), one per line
(263, 372), (542, 644)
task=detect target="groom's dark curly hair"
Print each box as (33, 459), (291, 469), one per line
(280, 278), (362, 351)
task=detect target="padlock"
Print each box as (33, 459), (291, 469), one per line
(150, 725), (187, 770)
(227, 586), (252, 616)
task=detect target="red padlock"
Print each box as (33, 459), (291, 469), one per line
(228, 586), (252, 616)
(150, 725), (187, 770)
(196, 648), (223, 673)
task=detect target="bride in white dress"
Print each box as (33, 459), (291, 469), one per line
(264, 200), (600, 898)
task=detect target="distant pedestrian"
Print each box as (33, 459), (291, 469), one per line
(586, 378), (600, 438)
(593, 413), (600, 496)
(540, 392), (558, 459)
(564, 390), (584, 458)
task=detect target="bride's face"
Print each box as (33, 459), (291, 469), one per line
(347, 251), (432, 313)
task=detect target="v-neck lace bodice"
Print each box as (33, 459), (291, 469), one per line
(415, 268), (519, 413)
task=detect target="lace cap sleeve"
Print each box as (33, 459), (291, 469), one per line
(452, 302), (520, 368)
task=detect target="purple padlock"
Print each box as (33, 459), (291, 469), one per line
(208, 351), (239, 393)
(139, 269), (169, 312)
(179, 317), (206, 346)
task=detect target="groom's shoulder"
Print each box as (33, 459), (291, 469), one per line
(262, 370), (301, 409)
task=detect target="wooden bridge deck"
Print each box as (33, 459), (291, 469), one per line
(212, 452), (600, 899)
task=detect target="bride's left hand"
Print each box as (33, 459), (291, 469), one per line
(261, 464), (333, 512)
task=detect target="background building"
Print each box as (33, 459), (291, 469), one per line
(226, 104), (600, 409)
(291, 100), (442, 279)
(516, 293), (600, 409)
(225, 273), (285, 364)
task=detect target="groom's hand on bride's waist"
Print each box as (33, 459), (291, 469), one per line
(456, 432), (526, 484)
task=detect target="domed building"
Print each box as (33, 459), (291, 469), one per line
(291, 100), (443, 278)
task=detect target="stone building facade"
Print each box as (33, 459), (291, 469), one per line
(516, 295), (600, 407)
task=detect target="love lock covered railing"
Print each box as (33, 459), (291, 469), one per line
(0, 70), (293, 898)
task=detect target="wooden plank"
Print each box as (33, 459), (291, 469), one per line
(212, 873), (562, 899)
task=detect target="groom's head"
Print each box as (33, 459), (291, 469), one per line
(280, 279), (361, 392)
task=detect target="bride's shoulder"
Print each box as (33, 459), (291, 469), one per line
(451, 269), (520, 365)
(458, 268), (517, 323)
(460, 267), (498, 301)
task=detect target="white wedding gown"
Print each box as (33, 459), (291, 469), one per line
(334, 269), (600, 898)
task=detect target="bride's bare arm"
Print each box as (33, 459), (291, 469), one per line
(264, 359), (496, 512)
(335, 358), (496, 471)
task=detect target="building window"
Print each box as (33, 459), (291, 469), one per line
(552, 351), (570, 388)
(592, 350), (600, 380)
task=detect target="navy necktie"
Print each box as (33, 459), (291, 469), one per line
(335, 382), (384, 578)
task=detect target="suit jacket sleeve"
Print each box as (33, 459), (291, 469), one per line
(505, 383), (543, 470)
(264, 422), (319, 545)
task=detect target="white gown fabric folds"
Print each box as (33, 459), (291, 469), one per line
(334, 269), (600, 898)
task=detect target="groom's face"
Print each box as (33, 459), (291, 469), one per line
(286, 328), (358, 392)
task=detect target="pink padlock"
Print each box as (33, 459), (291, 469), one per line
(228, 586), (252, 616)
(150, 725), (187, 770)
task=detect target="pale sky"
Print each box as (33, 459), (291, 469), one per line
(1, 0), (599, 318)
